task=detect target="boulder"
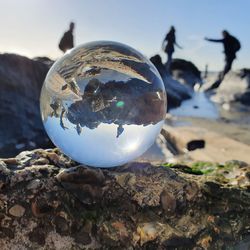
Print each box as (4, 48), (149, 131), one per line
(150, 55), (193, 109)
(164, 75), (193, 110)
(0, 54), (52, 157)
(170, 58), (202, 87)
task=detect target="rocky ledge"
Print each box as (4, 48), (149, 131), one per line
(0, 149), (249, 249)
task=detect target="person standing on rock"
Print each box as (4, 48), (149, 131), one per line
(162, 26), (182, 73)
(59, 22), (75, 53)
(205, 30), (241, 82)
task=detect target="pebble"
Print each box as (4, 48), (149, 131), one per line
(2, 158), (18, 165)
(135, 222), (163, 246)
(9, 204), (25, 217)
(47, 152), (60, 164)
(160, 190), (176, 213)
(27, 179), (41, 190)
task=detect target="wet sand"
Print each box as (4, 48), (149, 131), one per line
(167, 116), (250, 146)
(169, 91), (250, 145)
(141, 91), (250, 163)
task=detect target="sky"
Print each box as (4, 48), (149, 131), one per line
(0, 0), (249, 71)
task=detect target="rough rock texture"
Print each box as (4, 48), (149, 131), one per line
(0, 54), (53, 157)
(170, 58), (202, 87)
(207, 69), (250, 106)
(0, 148), (249, 249)
(150, 55), (193, 109)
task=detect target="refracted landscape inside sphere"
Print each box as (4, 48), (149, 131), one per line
(40, 41), (167, 167)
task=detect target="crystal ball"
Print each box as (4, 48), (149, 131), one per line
(40, 41), (167, 167)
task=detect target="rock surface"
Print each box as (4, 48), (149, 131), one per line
(0, 148), (249, 249)
(0, 54), (53, 157)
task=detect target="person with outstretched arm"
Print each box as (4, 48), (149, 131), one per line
(205, 30), (241, 81)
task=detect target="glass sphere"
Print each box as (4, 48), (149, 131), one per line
(40, 41), (167, 167)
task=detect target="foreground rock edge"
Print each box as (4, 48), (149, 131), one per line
(0, 148), (249, 249)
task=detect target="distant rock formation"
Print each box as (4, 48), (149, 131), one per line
(170, 58), (202, 87)
(0, 54), (52, 157)
(150, 55), (193, 109)
(209, 69), (250, 106)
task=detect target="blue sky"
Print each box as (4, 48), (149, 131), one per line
(0, 0), (249, 71)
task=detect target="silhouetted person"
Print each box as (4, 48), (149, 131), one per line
(162, 26), (182, 72)
(59, 22), (75, 53)
(205, 30), (241, 86)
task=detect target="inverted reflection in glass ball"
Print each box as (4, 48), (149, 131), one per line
(40, 41), (167, 167)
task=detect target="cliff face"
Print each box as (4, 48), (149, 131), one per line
(0, 148), (249, 249)
(0, 54), (52, 157)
